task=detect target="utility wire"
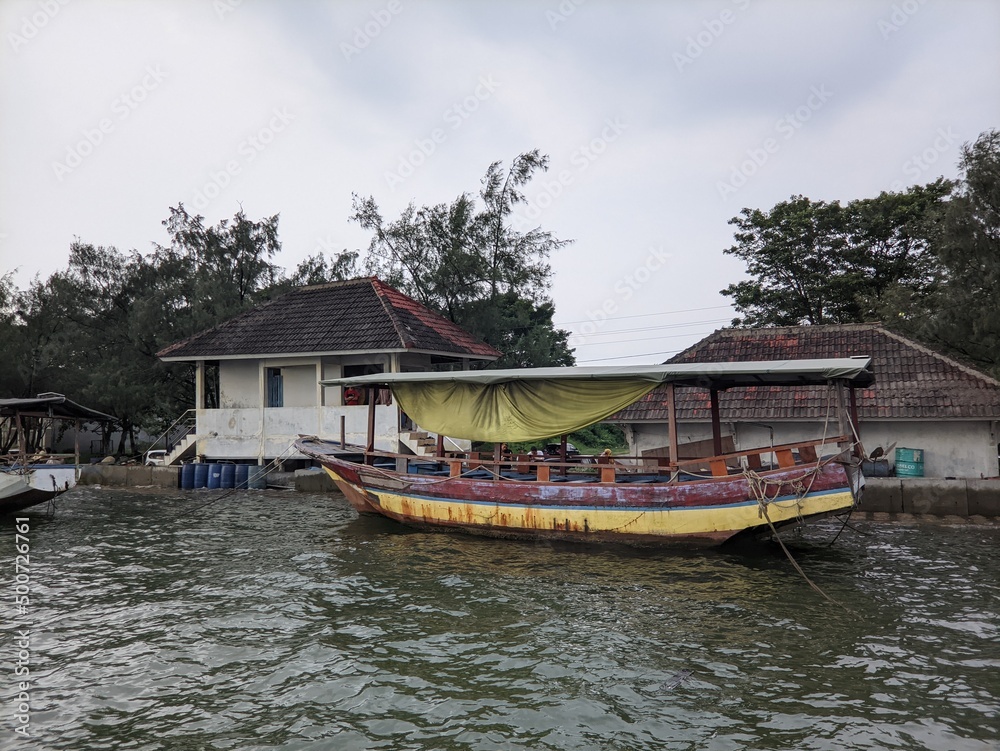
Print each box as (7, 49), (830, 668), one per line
(577, 348), (688, 363)
(571, 329), (721, 348)
(555, 303), (734, 325)
(566, 318), (733, 341)
(554, 304), (734, 326)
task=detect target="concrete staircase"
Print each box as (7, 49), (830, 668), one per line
(399, 430), (439, 457)
(164, 434), (200, 466)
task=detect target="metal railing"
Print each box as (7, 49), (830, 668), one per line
(145, 409), (197, 455)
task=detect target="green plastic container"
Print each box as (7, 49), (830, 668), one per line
(895, 447), (924, 477)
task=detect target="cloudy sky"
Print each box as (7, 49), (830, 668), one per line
(2, 0), (998, 365)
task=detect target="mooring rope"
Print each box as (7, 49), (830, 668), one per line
(184, 442), (298, 515)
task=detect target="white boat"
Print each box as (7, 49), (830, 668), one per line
(0, 393), (115, 514)
(0, 466), (75, 514)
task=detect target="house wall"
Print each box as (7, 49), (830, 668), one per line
(220, 361), (259, 408)
(196, 405), (400, 461)
(281, 364), (320, 408)
(200, 352), (463, 462)
(624, 419), (1000, 479)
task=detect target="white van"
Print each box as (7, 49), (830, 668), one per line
(144, 449), (168, 466)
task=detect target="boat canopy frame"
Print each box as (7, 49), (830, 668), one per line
(319, 358), (874, 448)
(320, 358), (874, 390)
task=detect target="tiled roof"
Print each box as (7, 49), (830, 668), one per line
(615, 324), (1000, 422)
(157, 277), (501, 361)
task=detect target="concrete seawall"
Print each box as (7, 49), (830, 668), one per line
(74, 465), (999, 518)
(858, 478), (1000, 517)
(78, 464), (180, 489)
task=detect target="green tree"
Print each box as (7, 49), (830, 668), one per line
(722, 183), (952, 327)
(911, 130), (1000, 374)
(285, 250), (361, 286)
(45, 243), (166, 454)
(351, 150), (574, 365)
(155, 204), (284, 333)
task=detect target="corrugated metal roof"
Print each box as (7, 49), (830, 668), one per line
(615, 324), (1000, 422)
(0, 393), (115, 421)
(157, 277), (501, 361)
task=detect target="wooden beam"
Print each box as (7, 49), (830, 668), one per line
(710, 388), (722, 457)
(849, 386), (862, 458)
(835, 381), (849, 450)
(666, 382), (678, 468)
(74, 419), (81, 480)
(365, 387), (376, 463)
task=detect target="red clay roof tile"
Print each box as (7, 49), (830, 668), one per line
(157, 277), (501, 361)
(615, 323), (1000, 422)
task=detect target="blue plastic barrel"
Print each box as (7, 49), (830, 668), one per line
(248, 466), (268, 489)
(235, 464), (249, 489)
(207, 464), (222, 489)
(180, 463), (195, 489)
(193, 463), (209, 489)
(220, 464), (236, 489)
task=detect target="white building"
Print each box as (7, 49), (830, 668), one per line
(157, 277), (500, 465)
(615, 324), (1000, 479)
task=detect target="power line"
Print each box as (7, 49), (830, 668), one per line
(570, 329), (721, 347)
(578, 348), (687, 363)
(554, 304), (734, 327)
(565, 318), (732, 340)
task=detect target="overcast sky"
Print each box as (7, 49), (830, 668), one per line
(2, 0), (998, 365)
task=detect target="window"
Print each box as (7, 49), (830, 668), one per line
(266, 368), (283, 407)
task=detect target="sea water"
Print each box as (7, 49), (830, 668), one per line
(2, 488), (998, 750)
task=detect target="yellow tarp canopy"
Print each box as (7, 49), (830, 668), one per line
(392, 378), (659, 443)
(320, 359), (874, 442)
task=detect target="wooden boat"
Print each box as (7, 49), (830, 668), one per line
(296, 359), (873, 546)
(0, 393), (115, 514)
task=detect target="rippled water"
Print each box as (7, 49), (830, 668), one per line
(3, 488), (999, 750)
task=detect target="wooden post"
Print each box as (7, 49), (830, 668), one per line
(493, 442), (502, 480)
(835, 381), (849, 450)
(710, 388), (723, 457)
(666, 382), (678, 471)
(74, 419), (81, 480)
(849, 386), (862, 458)
(436, 433), (445, 457)
(16, 412), (25, 467)
(559, 434), (568, 476)
(340, 414), (346, 449)
(365, 387), (376, 464)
